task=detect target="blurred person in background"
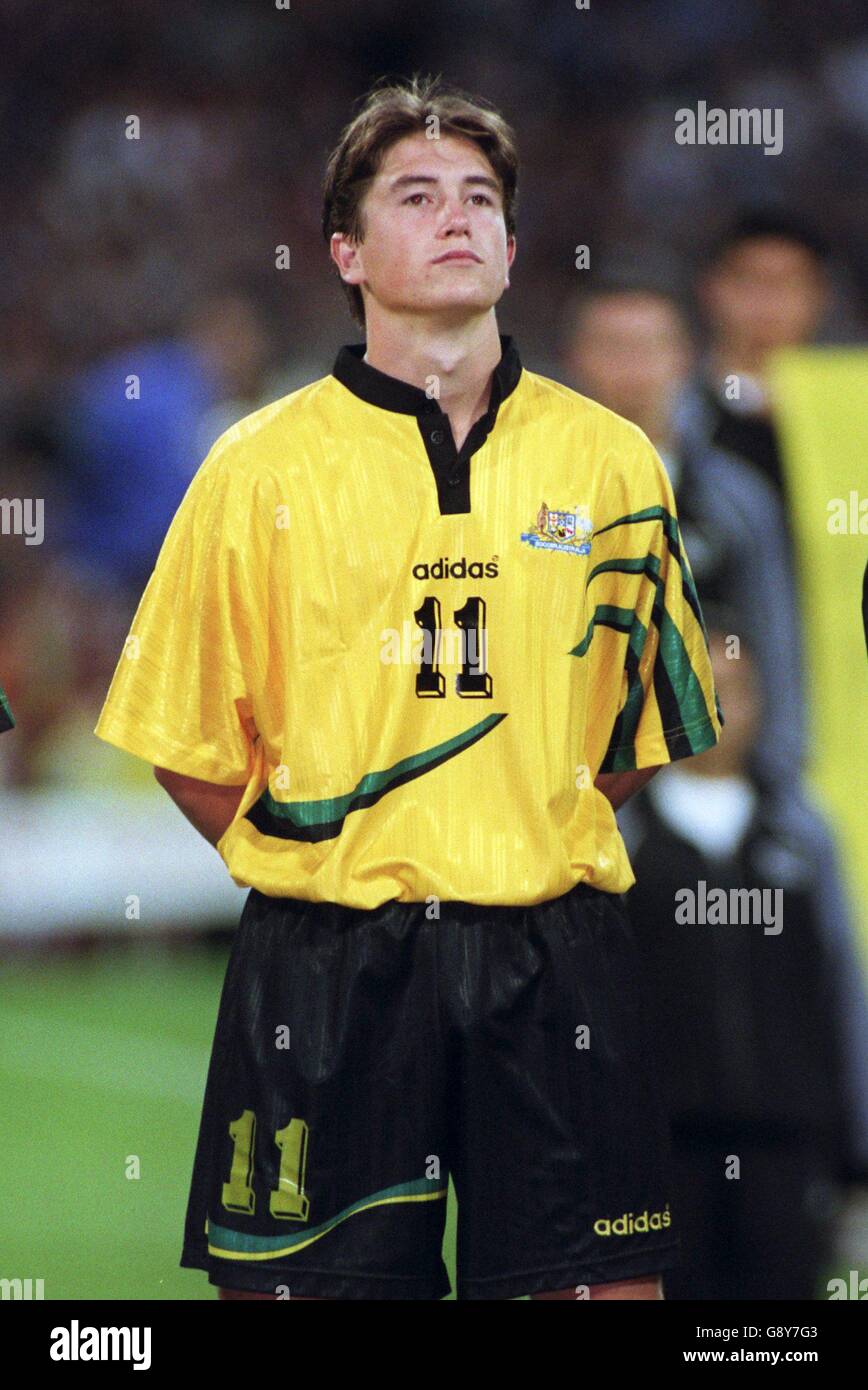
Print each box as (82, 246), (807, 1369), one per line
(623, 617), (860, 1299)
(0, 440), (132, 788)
(560, 270), (868, 1215)
(185, 292), (280, 459)
(684, 208), (832, 508)
(560, 269), (804, 797)
(56, 289), (278, 602)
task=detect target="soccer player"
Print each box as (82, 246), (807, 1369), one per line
(94, 75), (723, 1301)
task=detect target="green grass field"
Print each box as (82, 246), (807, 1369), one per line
(1, 943), (848, 1302)
(0, 942), (460, 1301)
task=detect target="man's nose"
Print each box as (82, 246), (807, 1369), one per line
(440, 198), (471, 230)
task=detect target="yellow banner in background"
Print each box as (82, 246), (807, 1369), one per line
(769, 348), (868, 951)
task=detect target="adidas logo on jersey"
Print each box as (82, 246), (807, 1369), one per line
(412, 556), (499, 579)
(593, 1204), (672, 1236)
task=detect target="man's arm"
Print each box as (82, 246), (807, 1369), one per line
(154, 766), (246, 848)
(155, 765), (662, 845)
(594, 766), (662, 811)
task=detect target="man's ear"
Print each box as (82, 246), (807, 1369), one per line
(504, 233), (517, 289)
(330, 232), (364, 284)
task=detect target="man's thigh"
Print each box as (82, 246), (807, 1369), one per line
(181, 892), (452, 1300)
(445, 886), (680, 1302)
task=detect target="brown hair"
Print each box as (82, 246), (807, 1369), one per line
(322, 73), (519, 328)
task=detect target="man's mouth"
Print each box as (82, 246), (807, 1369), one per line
(433, 250), (482, 263)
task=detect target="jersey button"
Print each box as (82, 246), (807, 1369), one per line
(447, 469), (461, 486)
(430, 429), (445, 445)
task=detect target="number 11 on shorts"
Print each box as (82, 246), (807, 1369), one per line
(221, 1109), (311, 1221)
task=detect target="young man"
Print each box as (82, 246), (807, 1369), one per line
(690, 209), (832, 501)
(94, 76), (722, 1301)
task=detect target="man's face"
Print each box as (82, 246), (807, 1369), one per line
(701, 237), (827, 353)
(565, 292), (692, 424)
(331, 131), (515, 324)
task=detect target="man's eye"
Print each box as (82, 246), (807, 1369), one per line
(470, 193), (493, 205)
(404, 193), (429, 205)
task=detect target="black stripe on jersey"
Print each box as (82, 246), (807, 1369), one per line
(592, 507), (704, 634)
(245, 713), (508, 842)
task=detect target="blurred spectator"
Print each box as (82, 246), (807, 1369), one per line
(559, 273), (868, 1236)
(683, 208), (832, 505)
(56, 290), (278, 597)
(624, 621), (861, 1299)
(186, 292), (275, 455)
(58, 337), (217, 595)
(0, 438), (142, 788)
(559, 268), (805, 796)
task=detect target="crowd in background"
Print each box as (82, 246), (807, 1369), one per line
(2, 0), (867, 786)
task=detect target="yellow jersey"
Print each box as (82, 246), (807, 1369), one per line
(94, 334), (722, 907)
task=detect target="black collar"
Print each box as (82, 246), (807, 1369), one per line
(331, 333), (522, 416)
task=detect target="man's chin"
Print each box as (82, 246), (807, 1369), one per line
(406, 289), (504, 320)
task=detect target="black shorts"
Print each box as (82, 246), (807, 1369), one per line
(180, 881), (680, 1300)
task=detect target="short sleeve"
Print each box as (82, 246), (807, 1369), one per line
(94, 442), (265, 784)
(595, 442), (724, 773)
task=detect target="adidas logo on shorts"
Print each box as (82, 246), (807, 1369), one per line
(593, 1204), (672, 1236)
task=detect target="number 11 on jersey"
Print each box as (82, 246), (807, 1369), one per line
(414, 594), (493, 698)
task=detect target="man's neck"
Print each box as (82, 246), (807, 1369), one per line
(362, 313), (503, 451)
